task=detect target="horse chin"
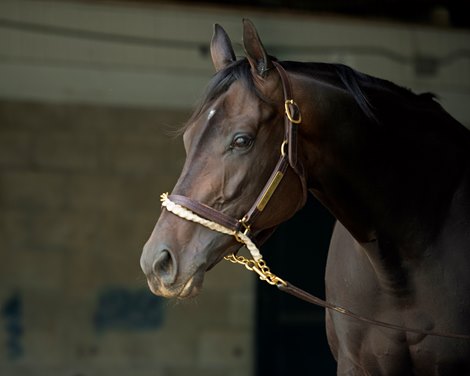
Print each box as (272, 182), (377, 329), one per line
(177, 273), (204, 298)
(147, 271), (205, 299)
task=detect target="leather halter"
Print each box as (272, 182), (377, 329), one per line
(168, 61), (307, 243)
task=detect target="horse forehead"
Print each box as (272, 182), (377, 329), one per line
(223, 80), (260, 114)
(184, 80), (263, 147)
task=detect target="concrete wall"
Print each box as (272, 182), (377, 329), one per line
(1, 0), (470, 124)
(0, 101), (254, 376)
(0, 0), (469, 375)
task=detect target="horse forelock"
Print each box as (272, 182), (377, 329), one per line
(177, 58), (469, 150)
(177, 59), (264, 136)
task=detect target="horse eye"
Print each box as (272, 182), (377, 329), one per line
(231, 135), (253, 149)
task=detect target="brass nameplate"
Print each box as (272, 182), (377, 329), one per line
(257, 171), (284, 211)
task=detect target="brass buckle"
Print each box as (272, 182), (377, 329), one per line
(284, 99), (302, 124)
(234, 216), (251, 243)
(239, 216), (251, 235)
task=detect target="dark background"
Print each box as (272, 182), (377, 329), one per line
(122, 0), (470, 29)
(258, 196), (337, 375)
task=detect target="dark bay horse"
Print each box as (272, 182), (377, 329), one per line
(141, 20), (470, 374)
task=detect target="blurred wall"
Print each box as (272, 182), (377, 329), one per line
(1, 0), (470, 124)
(0, 101), (254, 376)
(0, 1), (469, 376)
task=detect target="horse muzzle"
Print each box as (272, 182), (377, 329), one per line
(141, 242), (203, 298)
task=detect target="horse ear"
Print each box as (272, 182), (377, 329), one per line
(210, 24), (236, 72)
(242, 19), (271, 78)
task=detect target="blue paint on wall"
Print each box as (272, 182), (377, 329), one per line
(94, 287), (165, 332)
(2, 292), (23, 359)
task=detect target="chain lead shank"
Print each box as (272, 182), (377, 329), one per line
(224, 254), (287, 287)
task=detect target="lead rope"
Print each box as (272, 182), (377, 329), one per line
(160, 192), (470, 340)
(160, 193), (287, 286)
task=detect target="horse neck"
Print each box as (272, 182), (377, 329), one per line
(295, 73), (470, 257)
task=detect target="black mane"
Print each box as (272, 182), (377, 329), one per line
(183, 58), (468, 145)
(280, 60), (443, 125)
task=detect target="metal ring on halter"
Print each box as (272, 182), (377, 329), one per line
(238, 216), (251, 235)
(281, 140), (288, 157)
(234, 232), (244, 243)
(234, 216), (251, 243)
(284, 99), (302, 124)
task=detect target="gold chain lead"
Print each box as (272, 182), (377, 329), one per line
(224, 254), (287, 287)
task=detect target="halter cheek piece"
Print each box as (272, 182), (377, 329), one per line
(160, 62), (470, 340)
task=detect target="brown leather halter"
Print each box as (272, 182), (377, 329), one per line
(168, 61), (308, 244)
(164, 62), (470, 340)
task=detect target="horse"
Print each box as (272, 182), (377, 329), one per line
(140, 19), (470, 375)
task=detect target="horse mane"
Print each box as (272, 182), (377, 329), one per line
(188, 58), (441, 124)
(181, 58), (469, 147)
(280, 60), (444, 124)
(282, 60), (470, 149)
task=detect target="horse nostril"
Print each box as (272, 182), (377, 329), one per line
(152, 249), (177, 285)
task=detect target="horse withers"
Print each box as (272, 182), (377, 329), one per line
(141, 20), (470, 375)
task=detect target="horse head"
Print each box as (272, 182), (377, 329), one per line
(140, 20), (305, 298)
